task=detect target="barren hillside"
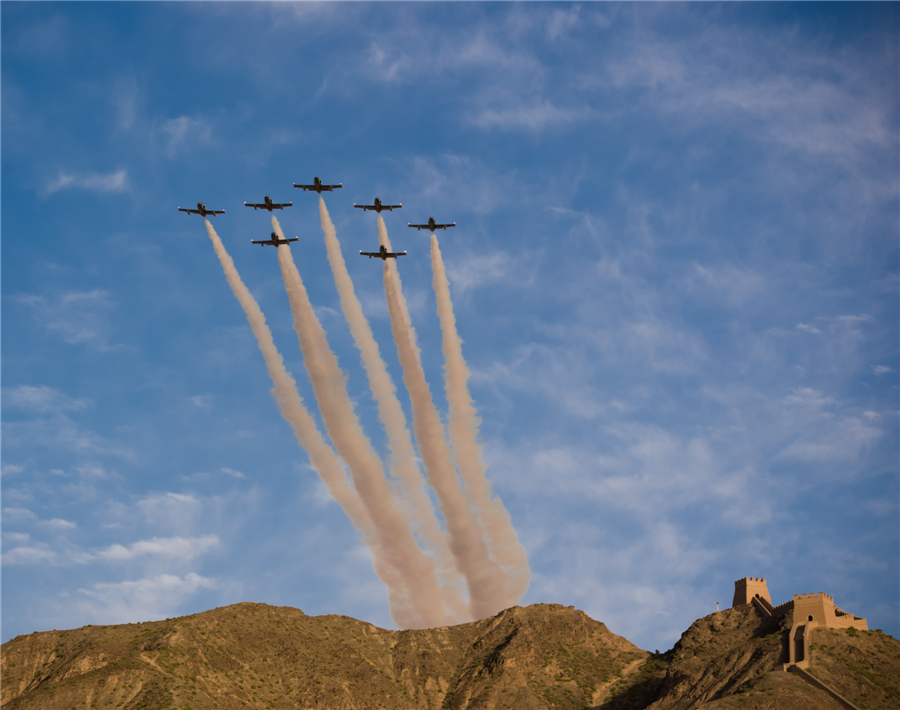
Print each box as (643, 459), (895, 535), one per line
(2, 601), (898, 710)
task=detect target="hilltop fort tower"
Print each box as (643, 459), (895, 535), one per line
(732, 577), (771, 607)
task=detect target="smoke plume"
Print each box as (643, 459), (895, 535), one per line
(318, 199), (468, 623)
(378, 218), (508, 620)
(203, 219), (415, 622)
(431, 234), (531, 605)
(272, 217), (452, 628)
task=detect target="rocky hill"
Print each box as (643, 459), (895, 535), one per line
(2, 601), (898, 710)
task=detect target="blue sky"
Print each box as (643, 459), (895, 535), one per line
(2, 2), (898, 651)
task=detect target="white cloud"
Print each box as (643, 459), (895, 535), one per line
(97, 535), (220, 562)
(13, 15), (68, 59)
(545, 5), (583, 42)
(136, 492), (203, 535)
(1, 464), (24, 477)
(2, 507), (39, 523)
(445, 252), (516, 295)
(778, 416), (882, 462)
(15, 290), (123, 350)
(469, 102), (592, 132)
(796, 323), (822, 334)
(45, 518), (77, 530)
(159, 115), (213, 157)
(872, 365), (893, 376)
(687, 264), (766, 307)
(47, 169), (128, 194)
(3, 544), (56, 565)
(2, 507), (76, 531)
(221, 467), (245, 479)
(2, 415), (132, 459)
(111, 76), (138, 131)
(69, 573), (219, 626)
(188, 394), (215, 410)
(2, 385), (91, 414)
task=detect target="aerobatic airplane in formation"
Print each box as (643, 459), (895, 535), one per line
(360, 244), (407, 261)
(244, 196), (293, 211)
(294, 176), (342, 193)
(353, 197), (402, 213)
(408, 216), (456, 232)
(178, 202), (225, 217)
(251, 232), (299, 248)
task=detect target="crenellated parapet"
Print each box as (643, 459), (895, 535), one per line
(771, 599), (794, 616)
(794, 592), (834, 602)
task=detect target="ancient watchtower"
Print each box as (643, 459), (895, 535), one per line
(732, 577), (771, 607)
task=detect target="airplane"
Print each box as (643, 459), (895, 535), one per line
(353, 197), (402, 213)
(360, 244), (407, 261)
(243, 196), (293, 211)
(178, 202), (225, 217)
(408, 216), (456, 232)
(251, 232), (299, 248)
(293, 177), (342, 193)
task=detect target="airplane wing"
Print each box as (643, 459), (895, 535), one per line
(251, 239), (276, 246)
(270, 202), (292, 210)
(178, 208), (200, 215)
(388, 251), (407, 258)
(244, 202), (266, 210)
(382, 204), (402, 211)
(209, 209), (226, 216)
(359, 251), (380, 258)
(354, 204), (373, 210)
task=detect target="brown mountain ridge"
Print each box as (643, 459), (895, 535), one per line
(2, 601), (898, 710)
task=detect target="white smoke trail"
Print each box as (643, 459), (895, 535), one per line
(378, 218), (509, 620)
(431, 233), (531, 605)
(203, 220), (415, 624)
(272, 217), (451, 629)
(318, 199), (469, 623)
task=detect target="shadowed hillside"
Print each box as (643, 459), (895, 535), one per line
(2, 602), (898, 710)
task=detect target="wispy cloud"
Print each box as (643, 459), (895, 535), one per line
(796, 323), (822, 334)
(3, 544), (57, 565)
(111, 77), (138, 131)
(188, 394), (215, 410)
(15, 290), (123, 350)
(469, 102), (592, 132)
(69, 573), (219, 625)
(2, 385), (91, 414)
(47, 169), (128, 194)
(1, 414), (133, 459)
(97, 535), (220, 562)
(159, 115), (213, 157)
